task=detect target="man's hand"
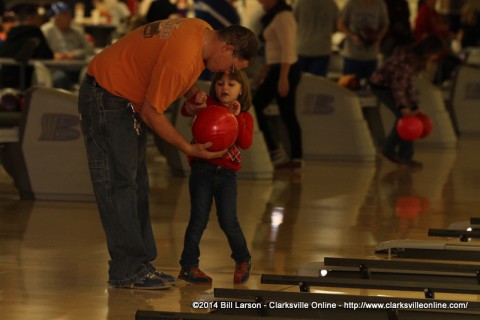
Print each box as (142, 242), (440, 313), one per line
(278, 78), (289, 97)
(184, 91), (207, 115)
(194, 91), (207, 105)
(140, 101), (225, 160)
(186, 142), (227, 159)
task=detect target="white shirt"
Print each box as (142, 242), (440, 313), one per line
(262, 11), (297, 65)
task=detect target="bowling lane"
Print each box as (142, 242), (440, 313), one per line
(1, 135), (480, 319)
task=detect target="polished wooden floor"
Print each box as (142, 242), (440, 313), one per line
(1, 136), (480, 319)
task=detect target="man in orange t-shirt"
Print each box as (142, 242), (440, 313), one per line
(78, 18), (257, 290)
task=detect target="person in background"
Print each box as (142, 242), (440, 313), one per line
(414, 0), (461, 84)
(414, 0), (449, 41)
(194, 0), (240, 80)
(437, 0), (467, 35)
(146, 0), (179, 22)
(0, 11), (17, 44)
(41, 1), (94, 90)
(370, 35), (444, 168)
(0, 4), (53, 89)
(101, 0), (132, 35)
(194, 0), (240, 30)
(178, 70), (253, 285)
(293, 0), (338, 77)
(338, 0), (389, 85)
(459, 0), (480, 48)
(253, 0), (302, 169)
(381, 0), (414, 58)
(78, 18), (257, 289)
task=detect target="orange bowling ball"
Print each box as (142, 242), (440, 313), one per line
(396, 115), (424, 141)
(192, 105), (238, 151)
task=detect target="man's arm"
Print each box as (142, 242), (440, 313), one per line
(140, 100), (226, 158)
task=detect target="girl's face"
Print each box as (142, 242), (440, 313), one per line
(215, 74), (242, 105)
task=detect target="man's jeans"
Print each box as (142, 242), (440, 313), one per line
(180, 161), (250, 268)
(78, 78), (157, 287)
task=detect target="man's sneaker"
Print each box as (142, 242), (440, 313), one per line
(128, 273), (171, 290)
(178, 267), (212, 285)
(153, 270), (177, 285)
(234, 260), (251, 284)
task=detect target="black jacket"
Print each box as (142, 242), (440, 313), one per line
(0, 25), (54, 89)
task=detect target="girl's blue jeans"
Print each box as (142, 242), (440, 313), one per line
(180, 161), (250, 268)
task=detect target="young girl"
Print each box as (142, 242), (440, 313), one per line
(370, 35), (444, 167)
(178, 70), (254, 284)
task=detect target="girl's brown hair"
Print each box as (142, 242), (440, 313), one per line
(209, 70), (252, 112)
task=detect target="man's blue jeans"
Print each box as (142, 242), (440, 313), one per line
(180, 161), (250, 268)
(78, 78), (157, 287)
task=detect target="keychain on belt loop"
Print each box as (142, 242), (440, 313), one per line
(129, 103), (141, 136)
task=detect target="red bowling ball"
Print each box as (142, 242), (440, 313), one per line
(416, 113), (433, 139)
(396, 115), (424, 141)
(192, 105), (238, 151)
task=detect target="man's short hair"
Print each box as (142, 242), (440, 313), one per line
(217, 25), (258, 64)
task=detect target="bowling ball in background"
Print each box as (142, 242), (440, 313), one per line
(416, 113), (433, 138)
(338, 74), (359, 90)
(396, 115), (424, 141)
(0, 88), (23, 112)
(192, 105), (238, 151)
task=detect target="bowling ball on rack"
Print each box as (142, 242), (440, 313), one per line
(338, 74), (359, 90)
(192, 105), (239, 151)
(416, 112), (433, 139)
(396, 115), (424, 141)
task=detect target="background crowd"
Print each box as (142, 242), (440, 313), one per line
(1, 0), (479, 168)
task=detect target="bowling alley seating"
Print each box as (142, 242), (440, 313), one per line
(14, 37), (41, 91)
(465, 47), (480, 66)
(31, 61), (53, 87)
(1, 86), (94, 200)
(295, 73), (376, 162)
(451, 64), (480, 135)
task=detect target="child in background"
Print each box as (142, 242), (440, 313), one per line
(179, 70), (253, 285)
(370, 35), (444, 167)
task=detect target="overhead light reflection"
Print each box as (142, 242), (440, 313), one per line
(269, 206), (284, 242)
(271, 207), (284, 227)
